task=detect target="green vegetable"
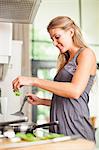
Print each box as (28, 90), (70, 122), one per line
(14, 90), (21, 96)
(16, 133), (39, 142)
(16, 132), (64, 142)
(40, 133), (64, 140)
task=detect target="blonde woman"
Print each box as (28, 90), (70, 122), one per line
(12, 16), (96, 141)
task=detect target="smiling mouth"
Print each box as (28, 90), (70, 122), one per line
(57, 44), (64, 50)
(58, 46), (64, 52)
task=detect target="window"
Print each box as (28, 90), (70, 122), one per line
(31, 27), (58, 123)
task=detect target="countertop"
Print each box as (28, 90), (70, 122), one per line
(0, 138), (96, 150)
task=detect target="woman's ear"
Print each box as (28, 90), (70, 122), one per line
(70, 28), (74, 37)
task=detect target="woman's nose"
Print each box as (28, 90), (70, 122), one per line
(53, 39), (58, 46)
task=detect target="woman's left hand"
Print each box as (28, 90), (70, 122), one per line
(12, 76), (36, 91)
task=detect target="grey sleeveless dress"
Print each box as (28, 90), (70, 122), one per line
(49, 48), (95, 141)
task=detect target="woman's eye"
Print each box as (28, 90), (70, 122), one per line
(56, 36), (60, 40)
(55, 36), (60, 39)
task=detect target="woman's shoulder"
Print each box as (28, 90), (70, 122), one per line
(78, 47), (96, 61)
(76, 47), (96, 69)
(77, 47), (96, 75)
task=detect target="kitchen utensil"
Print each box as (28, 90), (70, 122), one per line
(12, 96), (28, 116)
(8, 121), (59, 134)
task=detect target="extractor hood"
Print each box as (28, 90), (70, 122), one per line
(0, 0), (41, 24)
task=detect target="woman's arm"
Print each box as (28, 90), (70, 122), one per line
(34, 49), (96, 99)
(12, 49), (96, 99)
(26, 93), (51, 106)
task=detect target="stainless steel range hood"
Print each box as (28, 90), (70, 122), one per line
(0, 0), (41, 24)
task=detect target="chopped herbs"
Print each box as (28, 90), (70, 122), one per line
(14, 90), (21, 96)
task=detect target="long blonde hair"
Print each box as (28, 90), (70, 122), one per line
(47, 16), (88, 72)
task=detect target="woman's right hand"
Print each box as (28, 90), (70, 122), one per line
(12, 76), (37, 91)
(26, 93), (42, 105)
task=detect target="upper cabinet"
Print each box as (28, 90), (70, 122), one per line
(0, 23), (12, 64)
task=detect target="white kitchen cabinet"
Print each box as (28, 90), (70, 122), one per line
(0, 23), (12, 80)
(0, 23), (12, 56)
(0, 40), (22, 114)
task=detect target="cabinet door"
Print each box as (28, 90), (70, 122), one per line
(0, 23), (12, 56)
(0, 41), (22, 114)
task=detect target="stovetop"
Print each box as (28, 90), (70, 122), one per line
(0, 114), (28, 126)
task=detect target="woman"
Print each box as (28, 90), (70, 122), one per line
(12, 16), (96, 141)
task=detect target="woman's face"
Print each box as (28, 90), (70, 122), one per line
(49, 28), (74, 53)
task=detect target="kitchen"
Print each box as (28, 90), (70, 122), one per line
(0, 0), (99, 149)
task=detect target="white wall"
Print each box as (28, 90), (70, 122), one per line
(34, 0), (80, 37)
(81, 0), (99, 62)
(81, 0), (99, 127)
(0, 40), (22, 114)
(89, 70), (99, 128)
